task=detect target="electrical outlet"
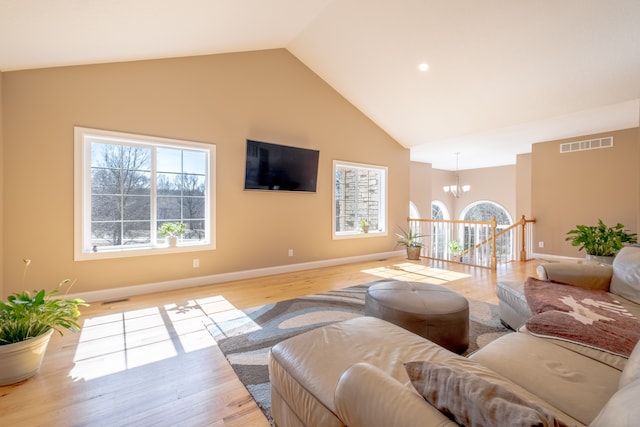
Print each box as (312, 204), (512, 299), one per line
(193, 258), (200, 268)
(288, 249), (293, 257)
(538, 242), (544, 248)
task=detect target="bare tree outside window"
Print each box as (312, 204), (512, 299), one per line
(75, 127), (214, 259)
(91, 143), (151, 247)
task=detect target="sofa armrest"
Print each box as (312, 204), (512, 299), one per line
(335, 363), (457, 427)
(536, 262), (613, 291)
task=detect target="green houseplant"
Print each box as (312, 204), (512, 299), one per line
(565, 219), (637, 263)
(0, 259), (87, 385)
(359, 218), (370, 233)
(159, 222), (186, 246)
(395, 226), (426, 260)
(448, 240), (463, 261)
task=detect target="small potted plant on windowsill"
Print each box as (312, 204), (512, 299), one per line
(0, 259), (87, 385)
(396, 226), (425, 260)
(359, 218), (370, 233)
(565, 219), (637, 264)
(159, 222), (186, 247)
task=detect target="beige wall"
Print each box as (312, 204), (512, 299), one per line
(409, 161), (432, 219)
(2, 49), (409, 296)
(531, 127), (640, 257)
(515, 153), (532, 219)
(431, 165), (517, 222)
(0, 72), (3, 298)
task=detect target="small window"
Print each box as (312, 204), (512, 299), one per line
(333, 160), (387, 238)
(74, 127), (216, 260)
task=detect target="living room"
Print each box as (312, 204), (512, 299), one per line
(1, 1), (639, 426)
(1, 46), (638, 303)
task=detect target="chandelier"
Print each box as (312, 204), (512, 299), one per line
(443, 153), (470, 198)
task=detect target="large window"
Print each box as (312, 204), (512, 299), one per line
(461, 201), (513, 262)
(74, 127), (215, 260)
(333, 160), (387, 238)
(431, 200), (450, 258)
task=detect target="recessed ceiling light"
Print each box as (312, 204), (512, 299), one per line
(418, 63), (429, 72)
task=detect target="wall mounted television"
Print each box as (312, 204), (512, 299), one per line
(244, 139), (320, 192)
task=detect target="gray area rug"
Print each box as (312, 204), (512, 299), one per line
(205, 282), (510, 422)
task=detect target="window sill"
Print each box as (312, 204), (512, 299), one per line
(333, 230), (387, 240)
(74, 242), (215, 261)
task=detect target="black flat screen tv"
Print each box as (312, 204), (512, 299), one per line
(244, 139), (320, 192)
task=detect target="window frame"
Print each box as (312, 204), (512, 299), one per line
(332, 160), (388, 239)
(74, 127), (216, 261)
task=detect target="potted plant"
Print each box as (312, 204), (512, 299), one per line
(395, 226), (425, 260)
(0, 259), (87, 385)
(565, 219), (638, 264)
(359, 218), (370, 233)
(448, 240), (463, 261)
(159, 222), (186, 246)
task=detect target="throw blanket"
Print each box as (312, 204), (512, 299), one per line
(524, 277), (640, 357)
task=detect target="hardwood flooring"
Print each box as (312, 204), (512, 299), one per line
(0, 256), (539, 427)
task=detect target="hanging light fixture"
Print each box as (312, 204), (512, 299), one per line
(443, 153), (470, 198)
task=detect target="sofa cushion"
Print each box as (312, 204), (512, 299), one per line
(619, 340), (640, 388)
(590, 378), (640, 427)
(405, 361), (568, 427)
(610, 247), (640, 303)
(469, 332), (620, 425)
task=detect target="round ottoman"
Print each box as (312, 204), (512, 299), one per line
(364, 281), (469, 353)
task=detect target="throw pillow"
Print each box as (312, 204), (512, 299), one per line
(610, 247), (640, 303)
(405, 361), (566, 427)
(619, 340), (640, 389)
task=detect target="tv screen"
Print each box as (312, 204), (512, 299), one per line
(244, 139), (320, 192)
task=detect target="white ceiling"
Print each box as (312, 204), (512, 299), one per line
(1, 0), (639, 170)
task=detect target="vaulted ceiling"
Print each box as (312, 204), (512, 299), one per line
(1, 0), (639, 170)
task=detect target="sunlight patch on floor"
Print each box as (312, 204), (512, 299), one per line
(362, 262), (471, 284)
(200, 295), (263, 341)
(70, 295), (257, 381)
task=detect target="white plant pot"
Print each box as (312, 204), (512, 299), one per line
(0, 328), (54, 386)
(585, 254), (615, 265)
(167, 236), (178, 247)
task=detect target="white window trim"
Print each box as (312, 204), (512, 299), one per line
(332, 160), (388, 240)
(74, 127), (216, 261)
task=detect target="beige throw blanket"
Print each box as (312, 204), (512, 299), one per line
(524, 277), (640, 357)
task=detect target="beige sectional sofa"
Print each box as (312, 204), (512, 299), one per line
(268, 246), (640, 427)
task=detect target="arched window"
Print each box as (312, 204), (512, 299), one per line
(460, 201), (513, 262)
(409, 201), (420, 219)
(431, 200), (449, 220)
(430, 200), (450, 258)
(408, 202), (428, 248)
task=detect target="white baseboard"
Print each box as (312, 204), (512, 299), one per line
(69, 250), (405, 303)
(531, 252), (582, 263)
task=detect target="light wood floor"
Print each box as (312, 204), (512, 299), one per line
(0, 256), (539, 427)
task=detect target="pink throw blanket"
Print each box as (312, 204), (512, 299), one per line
(524, 277), (640, 357)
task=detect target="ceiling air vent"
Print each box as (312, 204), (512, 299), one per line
(560, 137), (613, 153)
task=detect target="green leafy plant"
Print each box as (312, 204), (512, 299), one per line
(448, 240), (463, 256)
(359, 218), (370, 232)
(158, 222), (186, 237)
(0, 259), (87, 345)
(565, 219), (638, 257)
(395, 226), (425, 248)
